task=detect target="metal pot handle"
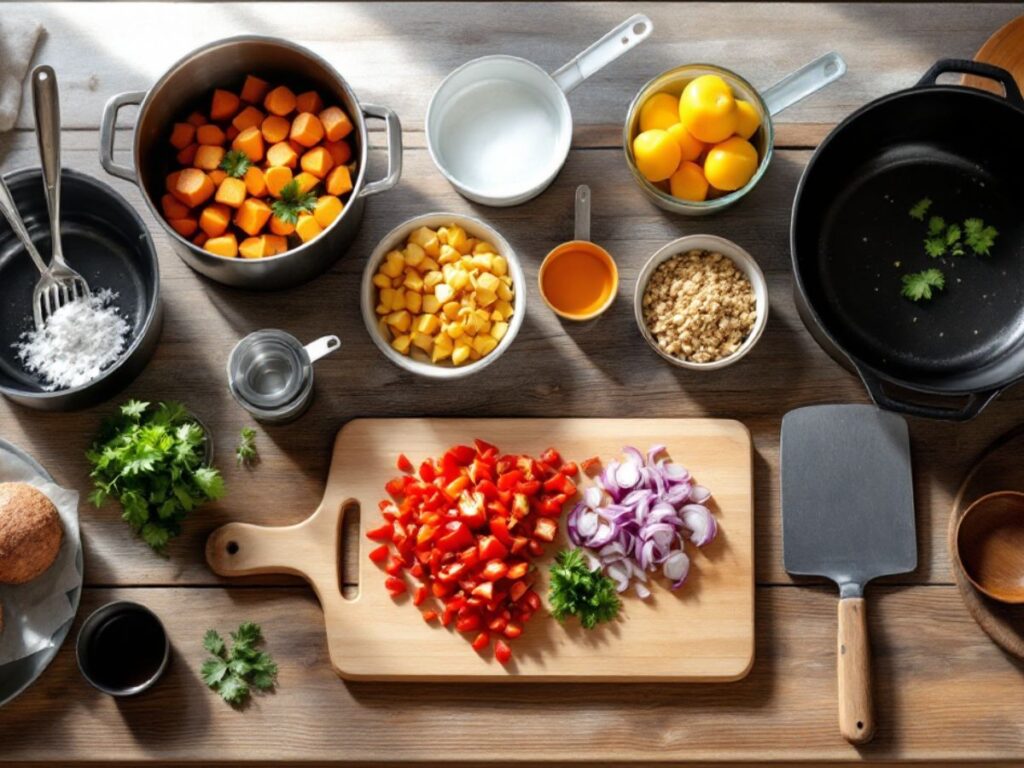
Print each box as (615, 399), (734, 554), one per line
(358, 104), (403, 198)
(857, 367), (1001, 422)
(761, 52), (847, 117)
(916, 59), (1024, 107)
(99, 90), (145, 183)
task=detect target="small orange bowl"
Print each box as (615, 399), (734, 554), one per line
(538, 240), (618, 321)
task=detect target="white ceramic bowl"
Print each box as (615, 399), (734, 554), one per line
(634, 234), (769, 370)
(361, 213), (525, 379)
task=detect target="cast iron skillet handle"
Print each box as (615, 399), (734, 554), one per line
(857, 367), (1001, 422)
(358, 104), (403, 198)
(916, 58), (1024, 108)
(99, 91), (145, 183)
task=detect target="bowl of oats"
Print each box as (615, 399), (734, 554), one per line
(635, 235), (767, 370)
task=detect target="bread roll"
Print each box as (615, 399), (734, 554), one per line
(0, 482), (62, 584)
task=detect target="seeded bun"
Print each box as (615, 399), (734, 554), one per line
(0, 482), (62, 584)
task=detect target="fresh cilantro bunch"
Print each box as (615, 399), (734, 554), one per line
(548, 548), (621, 629)
(86, 400), (224, 553)
(901, 268), (945, 302)
(236, 427), (258, 467)
(202, 622), (277, 705)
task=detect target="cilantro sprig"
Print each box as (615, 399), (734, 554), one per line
(270, 179), (317, 224)
(901, 269), (945, 302)
(965, 217), (998, 256)
(236, 427), (258, 467)
(202, 622), (278, 705)
(86, 400), (224, 553)
(219, 149), (253, 179)
(548, 548), (621, 630)
(908, 197), (932, 221)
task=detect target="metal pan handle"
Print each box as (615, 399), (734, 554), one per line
(358, 104), (403, 199)
(761, 52), (846, 117)
(916, 58), (1024, 108)
(99, 91), (145, 183)
(857, 367), (1001, 422)
(552, 14), (653, 94)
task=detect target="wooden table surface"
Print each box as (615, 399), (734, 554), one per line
(2, 2), (1023, 765)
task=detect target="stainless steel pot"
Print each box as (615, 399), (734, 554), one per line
(99, 36), (402, 290)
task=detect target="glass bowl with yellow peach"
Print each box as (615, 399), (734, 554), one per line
(360, 214), (525, 379)
(624, 64), (772, 215)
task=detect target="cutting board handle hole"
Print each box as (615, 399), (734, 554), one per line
(226, 541), (239, 555)
(340, 502), (360, 601)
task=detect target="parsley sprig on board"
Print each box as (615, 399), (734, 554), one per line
(86, 400), (224, 553)
(202, 622), (278, 705)
(548, 548), (621, 629)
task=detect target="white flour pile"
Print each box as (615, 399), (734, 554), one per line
(14, 288), (130, 390)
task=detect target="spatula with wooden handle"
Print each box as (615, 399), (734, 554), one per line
(781, 405), (916, 744)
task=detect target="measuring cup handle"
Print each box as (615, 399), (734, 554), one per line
(761, 52), (846, 118)
(551, 14), (653, 94)
(304, 334), (341, 364)
(574, 185), (591, 242)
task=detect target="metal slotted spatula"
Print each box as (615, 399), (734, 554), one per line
(27, 65), (90, 328)
(781, 405), (916, 745)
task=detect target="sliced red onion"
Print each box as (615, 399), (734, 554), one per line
(690, 485), (711, 503)
(635, 582), (651, 599)
(681, 504), (717, 547)
(662, 550), (690, 588)
(614, 461), (641, 490)
(584, 485), (603, 508)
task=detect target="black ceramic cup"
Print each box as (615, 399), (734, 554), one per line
(76, 600), (169, 696)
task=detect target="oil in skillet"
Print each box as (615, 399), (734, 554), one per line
(85, 609), (166, 691)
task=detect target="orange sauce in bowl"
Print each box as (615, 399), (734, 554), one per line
(539, 242), (617, 319)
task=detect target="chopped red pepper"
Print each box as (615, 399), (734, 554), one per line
(368, 544), (389, 563)
(396, 453), (414, 473)
(385, 576), (407, 596)
(494, 639), (512, 665)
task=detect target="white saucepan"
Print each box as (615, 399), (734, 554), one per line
(426, 14), (653, 207)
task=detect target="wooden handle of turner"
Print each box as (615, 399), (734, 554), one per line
(837, 597), (875, 744)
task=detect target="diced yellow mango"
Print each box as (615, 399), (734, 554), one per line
(380, 288), (395, 309)
(447, 225), (469, 254)
(491, 321), (509, 341)
(373, 273), (391, 289)
(417, 314), (440, 334)
(434, 283), (454, 303)
(391, 334), (412, 354)
(403, 271), (424, 292)
(439, 244), (460, 265)
(449, 270), (470, 291)
(405, 291), (422, 313)
(471, 253), (493, 271)
(404, 242), (426, 267)
(408, 226), (441, 257)
(442, 301), (460, 320)
(411, 331), (434, 353)
(420, 257), (439, 272)
(422, 295), (441, 314)
(473, 335), (498, 356)
(495, 300), (514, 318)
(451, 345), (471, 366)
(381, 250), (404, 278)
(390, 289), (406, 311)
(436, 226), (449, 245)
(424, 270), (444, 289)
(476, 272), (500, 292)
(474, 242), (496, 255)
(475, 289), (497, 307)
(492, 255), (508, 276)
(497, 282), (514, 301)
(446, 322), (464, 339)
(386, 310), (412, 333)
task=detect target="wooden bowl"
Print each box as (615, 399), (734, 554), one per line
(955, 490), (1024, 604)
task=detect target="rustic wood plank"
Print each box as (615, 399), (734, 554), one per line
(0, 131), (1017, 592)
(4, 2), (1019, 132)
(0, 585), (1021, 763)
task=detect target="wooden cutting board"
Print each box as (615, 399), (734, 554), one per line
(206, 418), (754, 682)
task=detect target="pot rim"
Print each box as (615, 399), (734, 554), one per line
(790, 81), (1024, 397)
(0, 166), (161, 401)
(133, 34), (371, 266)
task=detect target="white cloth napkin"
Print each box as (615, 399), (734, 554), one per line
(0, 19), (43, 132)
(0, 457), (82, 667)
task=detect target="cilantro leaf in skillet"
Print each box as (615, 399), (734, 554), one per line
(901, 268), (945, 302)
(964, 217), (999, 256)
(219, 149), (253, 179)
(908, 197), (932, 220)
(270, 179), (317, 224)
(202, 622), (278, 706)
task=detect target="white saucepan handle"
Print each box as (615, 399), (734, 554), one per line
(552, 14), (653, 94)
(762, 52), (847, 118)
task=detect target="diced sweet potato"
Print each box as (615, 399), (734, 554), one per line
(186, 111), (207, 127)
(270, 214), (295, 236)
(240, 75), (270, 105)
(325, 165), (353, 196)
(293, 171), (319, 195)
(264, 85), (296, 116)
(196, 124), (226, 146)
(261, 114), (290, 144)
(239, 236), (264, 259)
(210, 89), (240, 121)
(264, 166), (293, 198)
(295, 213), (322, 243)
(161, 193), (190, 219)
(199, 203), (232, 237)
(244, 166), (267, 197)
(192, 232), (208, 248)
(295, 90), (324, 115)
(319, 106), (353, 142)
(266, 141), (298, 168)
(176, 143), (198, 166)
(208, 169), (228, 187)
(214, 176), (247, 208)
(300, 146), (334, 178)
(169, 122), (195, 150)
(234, 197), (272, 236)
(232, 105), (264, 133)
(205, 233), (238, 258)
(168, 217), (197, 237)
(226, 125), (240, 141)
(166, 170), (182, 193)
(263, 234), (288, 255)
(232, 126), (264, 163)
(324, 140), (351, 167)
(194, 144), (225, 171)
(313, 195), (343, 228)
(173, 168), (214, 207)
(290, 112), (324, 148)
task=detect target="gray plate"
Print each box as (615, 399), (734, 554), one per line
(0, 438), (83, 708)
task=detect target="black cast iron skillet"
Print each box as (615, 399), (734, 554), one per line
(792, 59), (1024, 421)
(0, 168), (161, 410)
